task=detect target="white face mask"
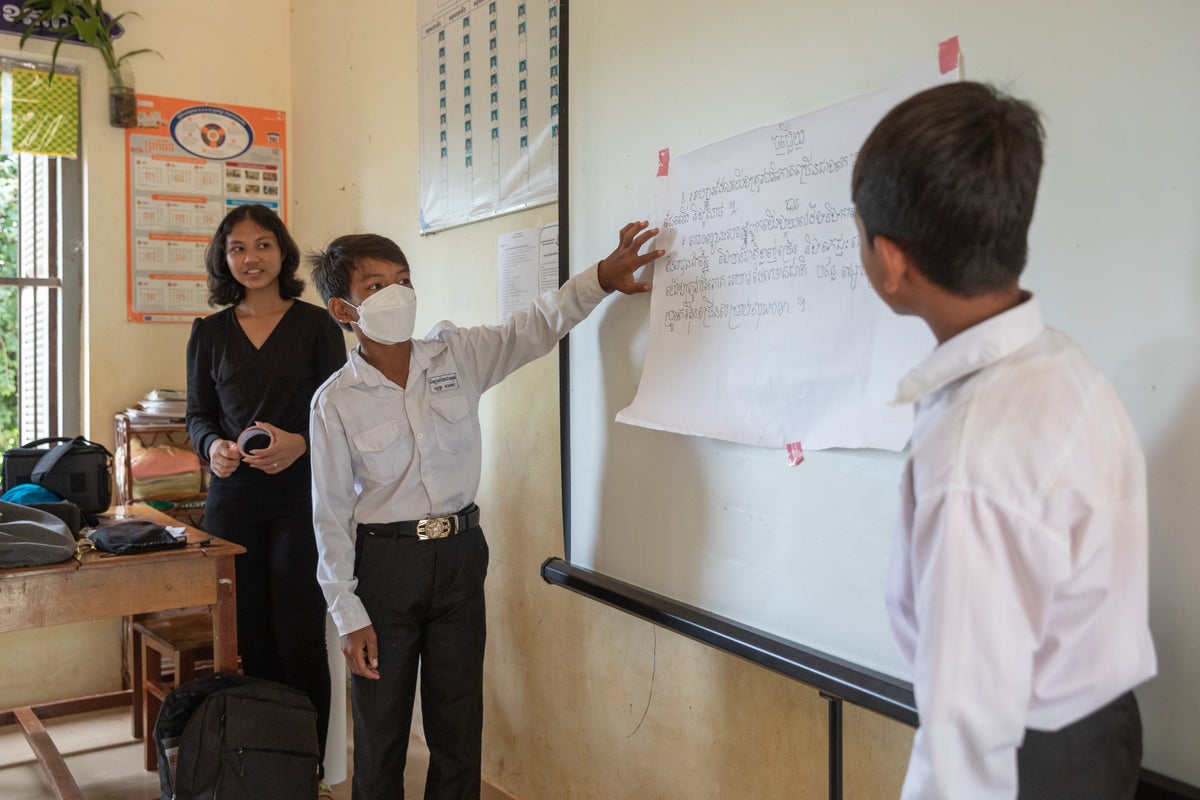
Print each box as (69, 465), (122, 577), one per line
(349, 283), (417, 344)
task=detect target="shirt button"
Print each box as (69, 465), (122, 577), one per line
(417, 433), (424, 440)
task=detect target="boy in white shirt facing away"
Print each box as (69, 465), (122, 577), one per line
(851, 81), (1156, 799)
(307, 221), (660, 800)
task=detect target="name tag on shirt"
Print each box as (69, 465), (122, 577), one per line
(429, 372), (459, 393)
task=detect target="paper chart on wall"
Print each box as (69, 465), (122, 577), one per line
(123, 95), (287, 323)
(617, 62), (957, 450)
(497, 222), (558, 323)
(416, 0), (561, 234)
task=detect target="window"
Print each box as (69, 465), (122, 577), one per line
(0, 153), (83, 450)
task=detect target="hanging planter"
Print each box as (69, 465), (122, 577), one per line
(16, 0), (160, 129)
(107, 61), (136, 128)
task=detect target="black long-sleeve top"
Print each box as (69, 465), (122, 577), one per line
(186, 300), (346, 469)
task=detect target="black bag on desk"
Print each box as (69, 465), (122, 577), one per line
(88, 520), (186, 555)
(1, 436), (113, 515)
(155, 673), (320, 800)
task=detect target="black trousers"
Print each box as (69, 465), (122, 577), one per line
(1017, 691), (1142, 800)
(206, 467), (331, 770)
(350, 525), (489, 800)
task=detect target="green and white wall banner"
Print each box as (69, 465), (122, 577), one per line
(0, 59), (80, 158)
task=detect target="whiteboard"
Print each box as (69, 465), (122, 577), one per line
(565, 0), (1200, 787)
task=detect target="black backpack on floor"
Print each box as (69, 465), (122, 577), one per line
(154, 672), (319, 800)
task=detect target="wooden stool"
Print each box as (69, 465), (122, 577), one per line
(132, 612), (215, 771)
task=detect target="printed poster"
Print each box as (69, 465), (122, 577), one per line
(497, 221), (557, 322)
(124, 95), (287, 322)
(417, 0), (560, 233)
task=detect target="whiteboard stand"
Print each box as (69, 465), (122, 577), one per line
(819, 693), (844, 800)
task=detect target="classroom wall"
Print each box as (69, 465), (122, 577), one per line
(289, 2), (912, 797)
(0, 0), (292, 708)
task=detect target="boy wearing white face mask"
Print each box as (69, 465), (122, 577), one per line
(307, 222), (661, 800)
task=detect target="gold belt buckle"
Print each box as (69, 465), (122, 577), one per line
(417, 515), (455, 540)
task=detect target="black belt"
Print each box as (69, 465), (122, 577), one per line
(360, 504), (480, 541)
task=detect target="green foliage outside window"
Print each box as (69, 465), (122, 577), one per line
(0, 156), (20, 452)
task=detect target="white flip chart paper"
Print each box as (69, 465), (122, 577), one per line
(618, 62), (957, 450)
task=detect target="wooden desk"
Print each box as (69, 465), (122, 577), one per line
(0, 504), (244, 799)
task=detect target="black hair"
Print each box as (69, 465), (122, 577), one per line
(308, 234), (410, 331)
(851, 81), (1045, 296)
(203, 204), (305, 306)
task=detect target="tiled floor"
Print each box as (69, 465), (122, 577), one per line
(0, 701), (509, 799)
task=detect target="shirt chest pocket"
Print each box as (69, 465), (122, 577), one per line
(351, 420), (407, 481)
(429, 394), (473, 453)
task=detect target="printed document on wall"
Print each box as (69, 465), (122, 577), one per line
(617, 62), (957, 450)
(498, 222), (558, 322)
(417, 0), (560, 233)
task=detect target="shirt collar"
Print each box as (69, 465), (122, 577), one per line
(337, 337), (448, 389)
(893, 294), (1044, 406)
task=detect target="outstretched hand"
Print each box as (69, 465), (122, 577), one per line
(597, 220), (663, 295)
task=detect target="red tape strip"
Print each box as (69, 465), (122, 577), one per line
(938, 35), (960, 75)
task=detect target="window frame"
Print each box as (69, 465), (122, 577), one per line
(0, 151), (83, 442)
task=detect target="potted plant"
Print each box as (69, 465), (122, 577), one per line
(16, 0), (158, 128)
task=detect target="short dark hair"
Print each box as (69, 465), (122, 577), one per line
(204, 204), (305, 306)
(308, 234), (410, 331)
(851, 81), (1045, 296)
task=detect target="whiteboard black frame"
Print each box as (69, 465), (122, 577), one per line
(546, 3), (1200, 797)
(549, 0), (915, 735)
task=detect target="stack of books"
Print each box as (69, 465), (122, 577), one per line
(125, 388), (187, 423)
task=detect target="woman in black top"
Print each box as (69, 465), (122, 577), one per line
(186, 204), (346, 788)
